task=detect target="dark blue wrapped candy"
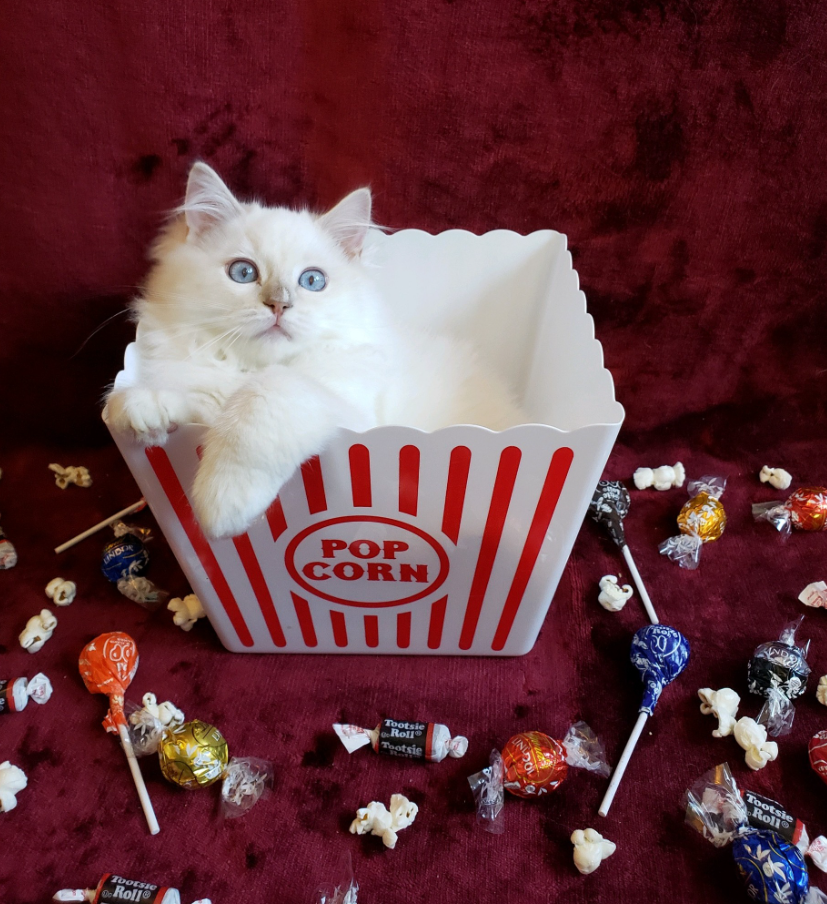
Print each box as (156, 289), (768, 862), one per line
(101, 535), (149, 583)
(631, 624), (691, 715)
(732, 829), (809, 904)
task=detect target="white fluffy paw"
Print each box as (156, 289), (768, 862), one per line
(191, 452), (283, 540)
(106, 387), (183, 445)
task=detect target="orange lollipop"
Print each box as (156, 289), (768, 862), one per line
(79, 632), (159, 834)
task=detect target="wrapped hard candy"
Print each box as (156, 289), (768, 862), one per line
(748, 617), (811, 737)
(754, 487), (827, 535)
(659, 476), (727, 569)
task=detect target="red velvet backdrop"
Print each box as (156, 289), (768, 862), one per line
(2, 2), (826, 903)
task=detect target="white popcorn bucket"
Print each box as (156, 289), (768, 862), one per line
(106, 229), (624, 655)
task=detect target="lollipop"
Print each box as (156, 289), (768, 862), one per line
(598, 624), (690, 816)
(754, 487), (827, 535)
(78, 633), (159, 834)
(588, 481), (659, 623)
(659, 475), (727, 569)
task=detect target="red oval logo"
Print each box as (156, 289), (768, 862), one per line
(284, 516), (449, 608)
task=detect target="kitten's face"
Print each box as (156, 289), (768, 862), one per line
(144, 165), (372, 360)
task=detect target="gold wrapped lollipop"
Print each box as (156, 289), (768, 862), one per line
(659, 476), (726, 569)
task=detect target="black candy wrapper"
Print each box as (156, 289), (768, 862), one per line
(747, 617), (811, 737)
(588, 480), (630, 548)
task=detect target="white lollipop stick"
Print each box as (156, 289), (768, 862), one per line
(117, 722), (160, 835)
(598, 711), (648, 817)
(54, 499), (146, 554)
(621, 545), (659, 624)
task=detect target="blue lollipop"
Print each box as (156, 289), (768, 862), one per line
(599, 625), (690, 816)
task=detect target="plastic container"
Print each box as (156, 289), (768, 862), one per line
(106, 228), (624, 655)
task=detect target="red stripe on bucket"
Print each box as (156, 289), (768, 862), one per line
(396, 611), (411, 649)
(232, 533), (286, 646)
(399, 445), (420, 516)
(331, 611), (348, 647)
(348, 444), (372, 507)
(459, 446), (522, 650)
(301, 456), (327, 514)
(144, 447), (253, 648)
(364, 615), (379, 648)
(442, 446), (471, 543)
(290, 593), (317, 647)
(491, 447), (575, 651)
(266, 497), (288, 542)
(427, 596), (448, 649)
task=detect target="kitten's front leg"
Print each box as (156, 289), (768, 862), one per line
(105, 386), (190, 446)
(191, 368), (360, 539)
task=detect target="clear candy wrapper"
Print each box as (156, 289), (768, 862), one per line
(126, 694), (185, 757)
(748, 617), (811, 737)
(0, 521), (17, 569)
(112, 520), (154, 543)
(659, 475), (727, 569)
(117, 567), (169, 611)
(467, 749), (505, 834)
(220, 756), (274, 818)
(315, 852), (358, 904)
(683, 764), (827, 903)
(562, 721), (612, 777)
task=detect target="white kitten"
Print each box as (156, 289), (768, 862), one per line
(106, 163), (522, 538)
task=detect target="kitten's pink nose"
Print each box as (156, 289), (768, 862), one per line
(265, 298), (293, 315)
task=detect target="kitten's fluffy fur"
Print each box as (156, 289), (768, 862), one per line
(106, 163), (522, 538)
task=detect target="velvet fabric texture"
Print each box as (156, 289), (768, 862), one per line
(1, 1), (826, 902)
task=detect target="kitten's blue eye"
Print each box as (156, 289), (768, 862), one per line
(298, 268), (327, 291)
(227, 260), (258, 283)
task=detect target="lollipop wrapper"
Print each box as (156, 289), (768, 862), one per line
(79, 633), (139, 732)
(221, 756), (274, 818)
(632, 624), (691, 715)
(588, 481), (630, 548)
(467, 749), (505, 834)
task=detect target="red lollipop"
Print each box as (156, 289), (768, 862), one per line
(79, 632), (159, 834)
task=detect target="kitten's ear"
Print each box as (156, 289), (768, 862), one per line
(182, 162), (243, 237)
(317, 188), (372, 257)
